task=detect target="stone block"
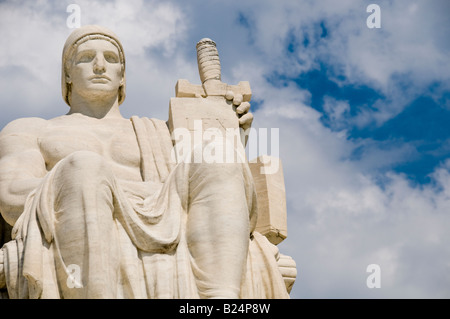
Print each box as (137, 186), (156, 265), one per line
(249, 155), (288, 245)
(168, 96), (239, 137)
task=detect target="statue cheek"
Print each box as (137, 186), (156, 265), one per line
(72, 64), (89, 77)
(114, 65), (123, 77)
(71, 67), (91, 88)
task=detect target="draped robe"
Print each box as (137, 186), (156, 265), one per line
(1, 117), (289, 299)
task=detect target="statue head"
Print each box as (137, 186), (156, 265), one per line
(61, 25), (126, 106)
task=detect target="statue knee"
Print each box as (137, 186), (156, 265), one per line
(57, 151), (114, 187)
(65, 150), (106, 169)
(188, 161), (247, 194)
(53, 151), (115, 220)
(188, 138), (247, 178)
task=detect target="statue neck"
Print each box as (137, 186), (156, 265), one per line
(67, 91), (123, 119)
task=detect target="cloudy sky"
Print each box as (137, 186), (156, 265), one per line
(1, 0), (450, 298)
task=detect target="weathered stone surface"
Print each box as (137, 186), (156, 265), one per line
(0, 25), (296, 299)
(168, 96), (239, 136)
(249, 155), (288, 245)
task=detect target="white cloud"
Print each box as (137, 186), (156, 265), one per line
(0, 0), (189, 123)
(248, 72), (450, 297)
(231, 0), (450, 127)
(1, 0), (450, 299)
(76, 0), (186, 57)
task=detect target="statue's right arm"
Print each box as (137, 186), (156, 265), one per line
(0, 118), (47, 226)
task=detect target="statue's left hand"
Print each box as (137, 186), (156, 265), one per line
(225, 91), (253, 130)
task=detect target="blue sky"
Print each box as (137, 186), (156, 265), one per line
(297, 64), (450, 185)
(1, 0), (450, 298)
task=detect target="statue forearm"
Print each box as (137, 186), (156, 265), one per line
(0, 133), (47, 226)
(0, 177), (43, 226)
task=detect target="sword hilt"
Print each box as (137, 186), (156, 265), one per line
(196, 38), (221, 84)
(175, 38), (250, 101)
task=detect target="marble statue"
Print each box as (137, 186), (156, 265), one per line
(0, 25), (296, 299)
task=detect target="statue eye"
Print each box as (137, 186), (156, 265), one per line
(104, 52), (119, 63)
(76, 52), (95, 63)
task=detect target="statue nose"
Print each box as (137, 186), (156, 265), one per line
(93, 55), (106, 73)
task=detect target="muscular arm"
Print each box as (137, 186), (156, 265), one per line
(0, 118), (47, 225)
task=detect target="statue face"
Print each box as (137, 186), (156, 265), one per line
(68, 39), (123, 101)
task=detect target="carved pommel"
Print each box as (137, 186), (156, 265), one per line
(175, 38), (251, 102)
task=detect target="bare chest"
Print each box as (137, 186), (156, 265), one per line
(38, 119), (141, 174)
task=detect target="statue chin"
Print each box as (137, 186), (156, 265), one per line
(73, 84), (119, 100)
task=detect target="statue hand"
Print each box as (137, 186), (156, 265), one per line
(225, 91), (253, 131)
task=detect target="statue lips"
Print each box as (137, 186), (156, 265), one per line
(88, 75), (111, 83)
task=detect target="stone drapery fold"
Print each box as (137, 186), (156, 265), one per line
(1, 117), (289, 299)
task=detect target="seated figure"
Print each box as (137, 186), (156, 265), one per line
(0, 25), (295, 299)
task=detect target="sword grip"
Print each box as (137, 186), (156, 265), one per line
(196, 38), (221, 84)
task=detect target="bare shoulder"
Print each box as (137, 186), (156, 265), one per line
(0, 117), (49, 137)
(0, 118), (49, 157)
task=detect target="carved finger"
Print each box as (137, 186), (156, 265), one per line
(236, 102), (251, 115)
(239, 112), (253, 130)
(225, 90), (234, 101)
(233, 93), (243, 106)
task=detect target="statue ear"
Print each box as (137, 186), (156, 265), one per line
(120, 68), (125, 85)
(118, 74), (126, 105)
